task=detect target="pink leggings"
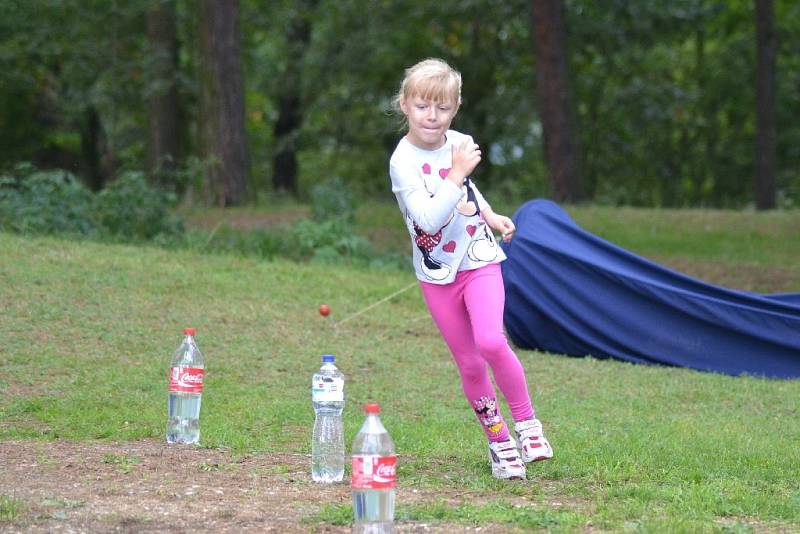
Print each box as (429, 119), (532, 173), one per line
(420, 263), (535, 441)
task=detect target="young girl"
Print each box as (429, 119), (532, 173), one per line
(389, 58), (553, 480)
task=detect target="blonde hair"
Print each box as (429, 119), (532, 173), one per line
(392, 58), (462, 115)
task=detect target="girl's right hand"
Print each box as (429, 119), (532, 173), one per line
(449, 140), (481, 187)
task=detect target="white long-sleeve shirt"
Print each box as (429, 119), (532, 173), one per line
(389, 130), (506, 284)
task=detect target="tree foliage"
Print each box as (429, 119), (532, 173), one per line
(0, 0), (797, 208)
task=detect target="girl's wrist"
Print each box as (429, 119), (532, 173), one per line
(447, 172), (466, 187)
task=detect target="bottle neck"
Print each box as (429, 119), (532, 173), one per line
(175, 337), (203, 365)
(363, 413), (386, 433)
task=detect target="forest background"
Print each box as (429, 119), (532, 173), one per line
(2, 3), (800, 531)
(1, 0), (797, 215)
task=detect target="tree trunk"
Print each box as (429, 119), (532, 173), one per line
(462, 18), (494, 184)
(754, 0), (777, 210)
(272, 92), (301, 195)
(529, 0), (581, 202)
(199, 0), (249, 206)
(272, 8), (311, 195)
(146, 0), (179, 187)
(80, 106), (104, 191)
(272, 2), (316, 195)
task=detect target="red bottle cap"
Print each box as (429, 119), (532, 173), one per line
(364, 403), (381, 414)
(183, 327), (196, 336)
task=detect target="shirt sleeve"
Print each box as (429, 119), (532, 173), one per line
(390, 159), (464, 234)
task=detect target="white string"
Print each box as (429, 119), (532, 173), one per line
(334, 281), (418, 327)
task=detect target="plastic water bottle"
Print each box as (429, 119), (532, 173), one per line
(311, 354), (345, 482)
(166, 328), (204, 444)
(351, 403), (396, 534)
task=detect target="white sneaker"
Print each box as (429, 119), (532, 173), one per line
(488, 437), (526, 480)
(514, 419), (553, 463)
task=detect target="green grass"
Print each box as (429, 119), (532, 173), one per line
(1, 204), (800, 533)
(101, 452), (141, 474)
(0, 496), (25, 522)
(567, 205), (800, 269)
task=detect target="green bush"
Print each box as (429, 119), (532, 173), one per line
(0, 163), (385, 267)
(194, 218), (375, 265)
(0, 163), (183, 241)
(93, 171), (183, 240)
(292, 218), (373, 263)
(0, 163), (95, 235)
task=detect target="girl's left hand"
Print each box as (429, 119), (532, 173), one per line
(485, 212), (515, 243)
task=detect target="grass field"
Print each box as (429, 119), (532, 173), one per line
(1, 204), (799, 533)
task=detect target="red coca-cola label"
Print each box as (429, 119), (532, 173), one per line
(351, 454), (397, 489)
(168, 367), (204, 393)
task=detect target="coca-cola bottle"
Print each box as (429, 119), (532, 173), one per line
(351, 403), (396, 534)
(166, 327), (204, 444)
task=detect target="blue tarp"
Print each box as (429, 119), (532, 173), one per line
(500, 199), (800, 379)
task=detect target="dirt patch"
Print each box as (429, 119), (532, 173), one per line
(0, 440), (548, 533)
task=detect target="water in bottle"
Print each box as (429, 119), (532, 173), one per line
(167, 327), (204, 444)
(351, 403), (396, 534)
(311, 354), (345, 482)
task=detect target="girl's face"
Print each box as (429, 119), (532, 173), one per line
(400, 94), (459, 150)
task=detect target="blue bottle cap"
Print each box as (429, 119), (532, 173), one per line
(322, 354), (335, 363)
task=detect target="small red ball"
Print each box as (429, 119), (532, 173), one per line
(319, 304), (331, 317)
